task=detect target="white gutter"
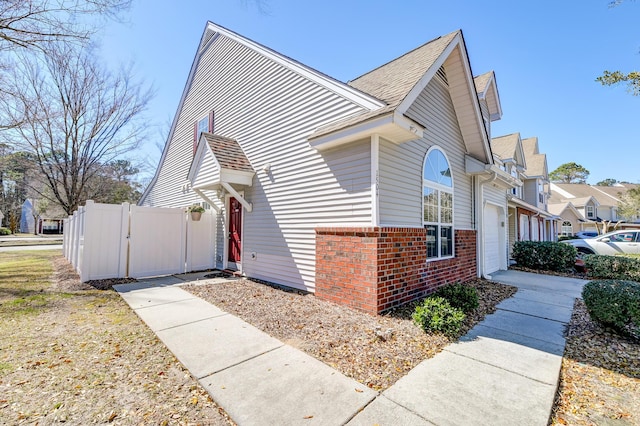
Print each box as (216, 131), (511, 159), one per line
(371, 134), (380, 227)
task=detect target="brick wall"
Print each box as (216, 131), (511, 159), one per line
(315, 227), (477, 314)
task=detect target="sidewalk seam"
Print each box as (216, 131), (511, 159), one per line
(496, 307), (571, 324)
(196, 343), (285, 380)
(443, 346), (565, 386)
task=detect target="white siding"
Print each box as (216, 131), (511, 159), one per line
(142, 33), (371, 292)
(191, 148), (220, 189)
(381, 76), (473, 228)
(523, 179), (539, 207)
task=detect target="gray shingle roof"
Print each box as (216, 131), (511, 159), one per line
(521, 137), (546, 177)
(491, 133), (520, 159)
(202, 133), (254, 173)
(348, 31), (459, 106)
(550, 183), (623, 207)
(473, 71), (493, 94)
(312, 31), (459, 139)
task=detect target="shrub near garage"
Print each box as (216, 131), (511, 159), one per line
(412, 296), (465, 337)
(433, 282), (479, 313)
(584, 254), (640, 281)
(582, 279), (640, 339)
(512, 241), (577, 272)
(0, 227), (11, 235)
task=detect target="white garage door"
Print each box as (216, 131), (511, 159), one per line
(484, 204), (501, 274)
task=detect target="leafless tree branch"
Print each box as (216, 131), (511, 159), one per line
(0, 43), (152, 214)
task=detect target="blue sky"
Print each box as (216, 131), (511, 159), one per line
(100, 0), (639, 184)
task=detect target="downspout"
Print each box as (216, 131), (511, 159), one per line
(371, 134), (380, 227)
(477, 171), (498, 280)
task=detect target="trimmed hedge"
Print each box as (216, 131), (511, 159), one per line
(512, 241), (577, 272)
(412, 297), (465, 337)
(433, 283), (479, 313)
(0, 227), (11, 235)
(582, 279), (640, 338)
(584, 254), (640, 281)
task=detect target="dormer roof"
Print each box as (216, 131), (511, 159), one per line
(473, 71), (502, 121)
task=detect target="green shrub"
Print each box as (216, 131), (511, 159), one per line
(582, 279), (640, 338)
(512, 241), (577, 271)
(0, 227), (11, 235)
(412, 296), (465, 337)
(584, 254), (640, 281)
(433, 283), (479, 313)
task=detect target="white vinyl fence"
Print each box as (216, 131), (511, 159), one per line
(63, 200), (215, 282)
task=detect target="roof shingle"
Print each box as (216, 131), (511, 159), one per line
(202, 133), (254, 173)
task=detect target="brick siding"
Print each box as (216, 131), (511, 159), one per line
(315, 227), (477, 315)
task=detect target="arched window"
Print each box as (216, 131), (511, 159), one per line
(561, 221), (573, 236)
(423, 147), (453, 259)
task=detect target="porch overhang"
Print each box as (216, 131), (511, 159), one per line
(187, 132), (256, 212)
(507, 195), (555, 219)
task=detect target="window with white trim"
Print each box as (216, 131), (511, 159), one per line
(193, 111), (214, 155)
(561, 221), (573, 236)
(423, 148), (453, 259)
(586, 205), (595, 219)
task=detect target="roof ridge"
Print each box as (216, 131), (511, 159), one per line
(348, 30), (460, 84)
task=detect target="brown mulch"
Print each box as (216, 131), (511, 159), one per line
(185, 278), (517, 391)
(550, 299), (640, 425)
(0, 255), (234, 425)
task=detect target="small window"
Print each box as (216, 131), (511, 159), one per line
(586, 205), (595, 219)
(193, 111), (215, 155)
(423, 148), (454, 260)
(197, 116), (209, 136)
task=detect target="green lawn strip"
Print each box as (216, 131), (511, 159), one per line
(0, 250), (69, 315)
(0, 240), (62, 247)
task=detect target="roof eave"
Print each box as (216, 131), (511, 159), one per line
(308, 111), (424, 151)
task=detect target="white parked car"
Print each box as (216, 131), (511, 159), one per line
(563, 229), (640, 256)
(575, 231), (598, 239)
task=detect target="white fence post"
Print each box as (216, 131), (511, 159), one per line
(119, 203), (130, 278)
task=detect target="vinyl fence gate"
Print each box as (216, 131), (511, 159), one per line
(63, 201), (216, 282)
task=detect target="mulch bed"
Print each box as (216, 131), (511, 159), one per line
(185, 278), (516, 391)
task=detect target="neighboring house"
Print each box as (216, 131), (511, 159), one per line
(141, 22), (515, 314)
(490, 133), (557, 255)
(549, 183), (640, 235)
(20, 199), (65, 234)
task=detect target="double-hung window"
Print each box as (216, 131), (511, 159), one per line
(423, 147), (454, 259)
(193, 111), (214, 155)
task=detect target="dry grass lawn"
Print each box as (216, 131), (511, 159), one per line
(0, 250), (233, 425)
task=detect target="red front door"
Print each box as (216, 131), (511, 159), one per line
(228, 197), (242, 264)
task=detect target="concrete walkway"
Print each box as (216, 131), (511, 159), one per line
(114, 269), (588, 426)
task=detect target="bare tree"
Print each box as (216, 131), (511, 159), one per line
(0, 0), (131, 52)
(1, 43), (152, 214)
